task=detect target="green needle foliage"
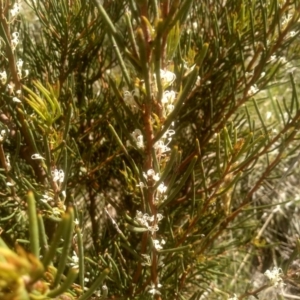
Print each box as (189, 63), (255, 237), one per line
(0, 0), (299, 299)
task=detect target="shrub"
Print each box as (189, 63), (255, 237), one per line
(0, 0), (299, 299)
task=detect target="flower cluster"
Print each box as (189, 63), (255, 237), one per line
(155, 182), (167, 204)
(127, 129), (144, 149)
(11, 32), (19, 51)
(264, 267), (285, 292)
(10, 2), (21, 18)
(152, 238), (166, 251)
(158, 69), (176, 88)
(52, 169), (65, 184)
(143, 169), (160, 182)
(31, 153), (45, 160)
(153, 128), (175, 156)
(135, 211), (163, 234)
(148, 282), (162, 296)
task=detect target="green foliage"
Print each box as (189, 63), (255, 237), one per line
(0, 0), (299, 299)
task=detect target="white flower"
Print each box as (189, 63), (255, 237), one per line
(269, 55), (277, 62)
(152, 238), (166, 250)
(264, 267), (285, 292)
(23, 69), (29, 77)
(266, 111), (272, 120)
(228, 294), (238, 300)
(16, 59), (23, 77)
(158, 69), (176, 88)
(153, 140), (170, 153)
(10, 3), (21, 18)
(162, 90), (176, 116)
(52, 169), (65, 183)
(11, 32), (19, 50)
(41, 194), (52, 203)
(247, 84), (259, 96)
(12, 97), (21, 103)
(7, 82), (15, 94)
(127, 129), (144, 149)
(70, 251), (79, 268)
(162, 90), (176, 104)
(154, 128), (175, 155)
(143, 169), (160, 181)
(0, 71), (7, 85)
(31, 153), (45, 160)
(123, 89), (139, 113)
(156, 213), (163, 221)
(157, 183), (167, 194)
(148, 283), (162, 295)
(135, 211), (163, 233)
(0, 130), (6, 142)
(155, 183), (167, 204)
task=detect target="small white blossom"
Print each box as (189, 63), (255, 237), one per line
(135, 211), (163, 233)
(70, 251), (79, 268)
(156, 213), (163, 221)
(10, 2), (21, 18)
(127, 129), (144, 149)
(0, 130), (6, 142)
(23, 69), (29, 77)
(31, 153), (45, 160)
(41, 194), (52, 203)
(52, 169), (65, 183)
(162, 90), (176, 104)
(152, 238), (166, 250)
(141, 254), (151, 266)
(264, 267), (285, 292)
(12, 97), (21, 103)
(123, 89), (139, 113)
(247, 84), (259, 96)
(157, 69), (176, 88)
(148, 283), (162, 295)
(157, 183), (167, 194)
(155, 183), (167, 204)
(153, 139), (170, 154)
(143, 169), (160, 182)
(269, 55), (277, 62)
(61, 190), (66, 199)
(228, 294), (238, 300)
(154, 128), (175, 155)
(11, 32), (19, 50)
(0, 71), (7, 85)
(162, 90), (176, 116)
(7, 82), (15, 94)
(16, 59), (23, 77)
(266, 111), (272, 120)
